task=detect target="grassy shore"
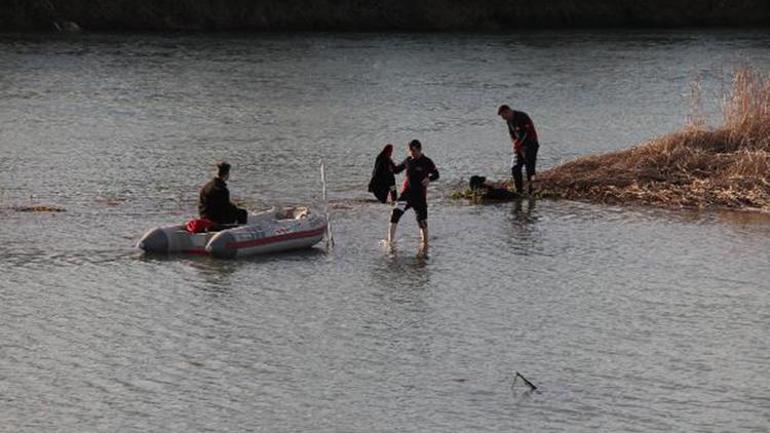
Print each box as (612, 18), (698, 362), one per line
(2, 0), (770, 32)
(536, 68), (770, 212)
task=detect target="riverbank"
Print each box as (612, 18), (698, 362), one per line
(2, 0), (770, 32)
(539, 68), (770, 212)
(459, 68), (770, 213)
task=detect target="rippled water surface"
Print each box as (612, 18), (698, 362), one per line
(1, 31), (770, 432)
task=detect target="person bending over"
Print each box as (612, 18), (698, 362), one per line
(498, 104), (539, 195)
(198, 161), (248, 229)
(387, 139), (439, 247)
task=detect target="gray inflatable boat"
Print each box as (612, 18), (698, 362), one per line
(137, 207), (327, 259)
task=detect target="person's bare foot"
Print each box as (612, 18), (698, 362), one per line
(417, 241), (429, 256)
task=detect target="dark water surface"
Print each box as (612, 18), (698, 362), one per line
(1, 31), (769, 432)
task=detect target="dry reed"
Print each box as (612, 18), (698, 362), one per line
(537, 67), (770, 212)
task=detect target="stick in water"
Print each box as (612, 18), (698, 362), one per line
(515, 372), (538, 391)
(320, 160), (335, 248)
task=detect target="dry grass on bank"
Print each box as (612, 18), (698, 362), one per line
(536, 67), (770, 212)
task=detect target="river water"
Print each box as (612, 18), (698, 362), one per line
(1, 30), (769, 432)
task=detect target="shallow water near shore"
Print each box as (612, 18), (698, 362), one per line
(1, 30), (770, 432)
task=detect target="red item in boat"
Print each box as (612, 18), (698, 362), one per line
(186, 218), (215, 233)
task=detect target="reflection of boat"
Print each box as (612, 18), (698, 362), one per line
(137, 207), (327, 259)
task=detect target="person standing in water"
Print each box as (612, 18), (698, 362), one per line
(199, 161), (248, 228)
(368, 144), (397, 203)
(498, 104), (539, 195)
(387, 139), (439, 247)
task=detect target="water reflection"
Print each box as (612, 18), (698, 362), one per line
(511, 197), (538, 224)
(506, 198), (543, 255)
(136, 253), (239, 293)
(380, 244), (432, 291)
(366, 246), (434, 365)
(186, 257), (241, 293)
(715, 209), (770, 229)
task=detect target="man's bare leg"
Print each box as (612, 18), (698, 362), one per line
(419, 221), (428, 247)
(387, 222), (398, 244)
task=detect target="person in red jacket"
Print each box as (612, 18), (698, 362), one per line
(498, 104), (539, 195)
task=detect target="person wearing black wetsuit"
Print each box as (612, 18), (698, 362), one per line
(498, 104), (539, 195)
(199, 161), (248, 229)
(368, 144), (397, 203)
(388, 139), (439, 247)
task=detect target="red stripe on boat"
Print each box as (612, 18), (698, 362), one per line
(225, 226), (326, 250)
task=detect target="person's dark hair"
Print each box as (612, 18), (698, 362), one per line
(217, 161), (231, 177)
(497, 104), (511, 115)
(408, 139), (421, 150)
(379, 144), (394, 158)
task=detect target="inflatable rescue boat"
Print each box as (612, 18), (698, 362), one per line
(137, 207), (327, 259)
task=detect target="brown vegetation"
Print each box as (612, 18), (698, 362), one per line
(12, 205), (66, 212)
(537, 68), (770, 212)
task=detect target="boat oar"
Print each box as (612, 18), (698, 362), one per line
(320, 160), (335, 248)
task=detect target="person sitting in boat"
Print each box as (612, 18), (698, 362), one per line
(387, 139), (439, 248)
(368, 144), (397, 203)
(469, 175), (519, 200)
(198, 161), (248, 229)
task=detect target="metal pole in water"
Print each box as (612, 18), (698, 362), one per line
(320, 160), (334, 248)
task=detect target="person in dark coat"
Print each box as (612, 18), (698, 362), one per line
(198, 161), (248, 228)
(368, 144), (397, 203)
